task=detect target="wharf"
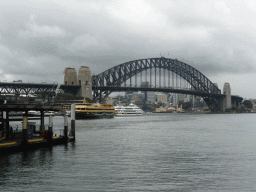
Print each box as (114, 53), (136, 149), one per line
(0, 136), (74, 154)
(0, 103), (76, 155)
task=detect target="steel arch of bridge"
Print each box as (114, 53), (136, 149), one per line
(92, 57), (223, 112)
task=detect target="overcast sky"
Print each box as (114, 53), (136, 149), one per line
(0, 0), (256, 99)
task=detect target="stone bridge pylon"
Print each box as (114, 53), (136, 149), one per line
(64, 66), (92, 100)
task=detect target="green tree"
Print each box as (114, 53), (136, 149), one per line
(178, 101), (192, 110)
(140, 101), (152, 112)
(243, 100), (253, 108)
(35, 91), (50, 99)
(85, 97), (93, 103)
(56, 93), (84, 100)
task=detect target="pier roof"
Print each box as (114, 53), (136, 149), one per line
(0, 104), (61, 111)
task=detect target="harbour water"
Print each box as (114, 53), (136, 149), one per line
(1, 113), (256, 191)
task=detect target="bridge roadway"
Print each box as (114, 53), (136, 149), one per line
(0, 82), (243, 102)
(93, 86), (243, 105)
(0, 82), (80, 95)
(94, 86), (225, 98)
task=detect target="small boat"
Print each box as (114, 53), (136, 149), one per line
(44, 111), (55, 116)
(27, 110), (40, 116)
(66, 111), (71, 117)
(115, 103), (144, 116)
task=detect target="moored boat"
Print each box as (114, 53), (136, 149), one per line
(115, 103), (144, 116)
(44, 111), (55, 116)
(75, 101), (116, 119)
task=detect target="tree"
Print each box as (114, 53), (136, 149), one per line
(178, 101), (192, 110)
(85, 97), (93, 103)
(140, 101), (152, 112)
(56, 93), (84, 100)
(243, 100), (253, 109)
(35, 91), (50, 99)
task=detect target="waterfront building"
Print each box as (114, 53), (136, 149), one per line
(178, 94), (186, 103)
(125, 91), (134, 100)
(146, 92), (156, 102)
(132, 92), (145, 101)
(157, 93), (168, 103)
(172, 93), (179, 107)
(140, 81), (156, 102)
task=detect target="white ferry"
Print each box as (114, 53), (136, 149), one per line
(115, 103), (144, 116)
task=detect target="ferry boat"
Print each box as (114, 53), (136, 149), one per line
(115, 103), (144, 116)
(75, 101), (116, 119)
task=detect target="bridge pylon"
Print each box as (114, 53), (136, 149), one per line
(77, 66), (92, 100)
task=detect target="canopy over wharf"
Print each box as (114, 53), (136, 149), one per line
(0, 104), (61, 139)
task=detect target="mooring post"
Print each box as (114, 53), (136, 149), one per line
(3, 100), (7, 139)
(3, 111), (7, 139)
(47, 116), (53, 143)
(0, 112), (3, 138)
(40, 110), (45, 132)
(64, 115), (68, 141)
(5, 111), (9, 139)
(22, 115), (28, 144)
(71, 103), (75, 140)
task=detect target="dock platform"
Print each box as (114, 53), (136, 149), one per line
(0, 103), (76, 155)
(0, 136), (74, 154)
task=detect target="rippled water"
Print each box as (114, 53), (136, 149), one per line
(1, 113), (256, 191)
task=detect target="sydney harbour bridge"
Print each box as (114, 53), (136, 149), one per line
(0, 57), (243, 112)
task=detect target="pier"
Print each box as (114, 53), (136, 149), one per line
(0, 103), (75, 154)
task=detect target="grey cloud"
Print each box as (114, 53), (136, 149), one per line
(0, 0), (256, 88)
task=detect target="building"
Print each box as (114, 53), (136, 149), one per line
(172, 93), (179, 107)
(131, 92), (145, 101)
(157, 93), (168, 103)
(146, 92), (156, 102)
(140, 81), (156, 102)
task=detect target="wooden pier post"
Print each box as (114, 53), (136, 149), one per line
(3, 111), (7, 139)
(40, 110), (45, 132)
(22, 115), (28, 144)
(71, 103), (75, 140)
(47, 116), (53, 143)
(5, 111), (9, 139)
(64, 115), (68, 141)
(0, 112), (3, 138)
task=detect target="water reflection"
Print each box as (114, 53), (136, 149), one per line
(1, 113), (256, 191)
(0, 148), (54, 188)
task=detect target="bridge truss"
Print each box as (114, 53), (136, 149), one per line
(92, 57), (223, 112)
(0, 83), (80, 96)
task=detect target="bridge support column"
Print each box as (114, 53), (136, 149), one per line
(77, 66), (92, 100)
(222, 83), (231, 111)
(203, 96), (223, 113)
(22, 115), (28, 144)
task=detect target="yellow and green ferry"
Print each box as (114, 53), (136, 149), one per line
(75, 101), (116, 119)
